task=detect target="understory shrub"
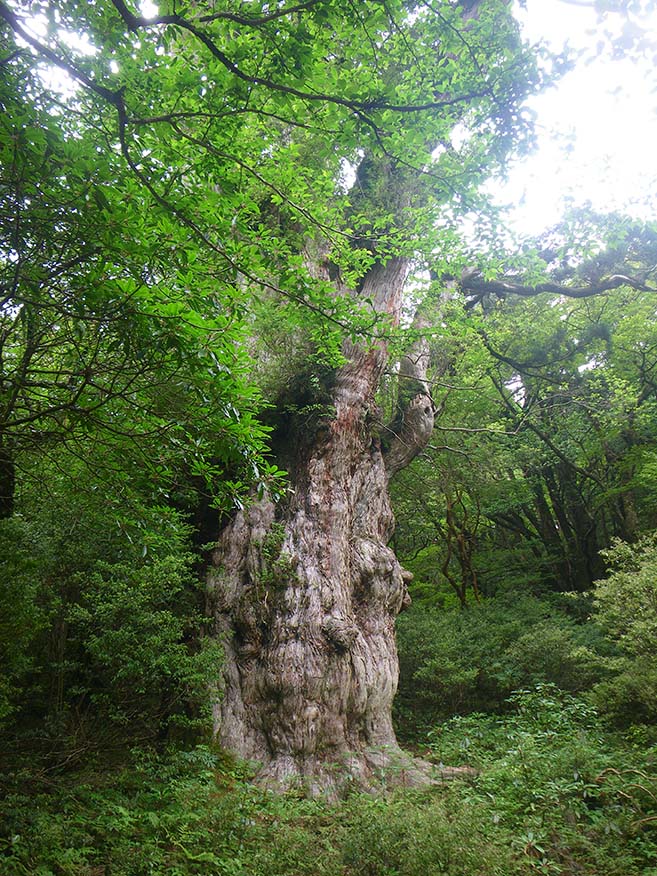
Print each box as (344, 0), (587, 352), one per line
(429, 685), (657, 876)
(3, 719), (655, 876)
(0, 747), (524, 876)
(340, 789), (520, 876)
(0, 462), (220, 756)
(591, 535), (657, 725)
(395, 592), (608, 735)
(0, 746), (340, 876)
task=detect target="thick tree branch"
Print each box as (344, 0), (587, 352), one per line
(383, 393), (436, 477)
(461, 272), (654, 304)
(384, 310), (436, 478)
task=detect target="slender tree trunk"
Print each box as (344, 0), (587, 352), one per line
(208, 258), (436, 795)
(0, 441), (15, 518)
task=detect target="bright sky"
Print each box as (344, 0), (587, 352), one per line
(497, 0), (657, 236)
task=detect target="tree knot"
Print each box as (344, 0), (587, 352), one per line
(322, 616), (359, 652)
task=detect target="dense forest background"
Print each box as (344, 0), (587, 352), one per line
(1, 0), (657, 873)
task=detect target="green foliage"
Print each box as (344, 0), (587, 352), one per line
(430, 686), (657, 876)
(67, 554), (222, 733)
(3, 698), (656, 876)
(0, 5), (655, 876)
(595, 535), (657, 656)
(590, 535), (657, 725)
(258, 522), (296, 591)
(0, 451), (219, 748)
(340, 789), (519, 876)
(395, 591), (608, 736)
(0, 516), (50, 723)
(0, 746), (339, 876)
(0, 16), (281, 516)
(394, 228), (657, 602)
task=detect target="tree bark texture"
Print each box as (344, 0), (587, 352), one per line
(208, 258), (436, 795)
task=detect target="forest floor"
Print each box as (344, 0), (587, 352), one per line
(2, 686), (656, 876)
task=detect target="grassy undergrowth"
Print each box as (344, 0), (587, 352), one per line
(2, 688), (656, 876)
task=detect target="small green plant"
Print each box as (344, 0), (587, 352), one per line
(259, 522), (297, 591)
(340, 788), (520, 876)
(429, 685), (657, 876)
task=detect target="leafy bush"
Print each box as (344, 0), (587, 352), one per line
(0, 516), (52, 725)
(340, 789), (520, 876)
(67, 553), (223, 738)
(429, 685), (657, 876)
(395, 592), (607, 736)
(592, 535), (657, 725)
(0, 458), (219, 753)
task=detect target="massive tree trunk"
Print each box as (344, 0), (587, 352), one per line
(208, 257), (436, 795)
(203, 0), (524, 797)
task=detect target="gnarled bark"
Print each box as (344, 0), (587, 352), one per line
(204, 0), (512, 794)
(208, 258), (436, 795)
